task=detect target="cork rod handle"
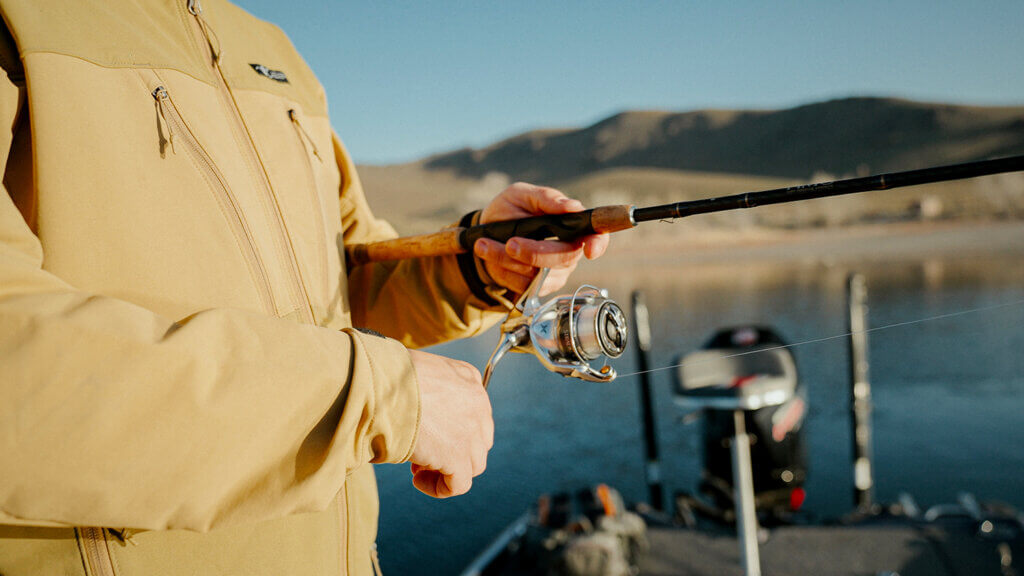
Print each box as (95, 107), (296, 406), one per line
(344, 205), (635, 267)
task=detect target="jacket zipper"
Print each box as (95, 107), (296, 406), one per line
(187, 0), (316, 325)
(289, 109), (330, 305)
(76, 527), (116, 576)
(152, 85), (277, 314)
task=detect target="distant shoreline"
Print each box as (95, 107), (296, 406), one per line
(594, 219), (1024, 268)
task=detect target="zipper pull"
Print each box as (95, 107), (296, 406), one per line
(188, 0), (222, 63)
(152, 86), (176, 156)
(289, 109), (323, 162)
(108, 528), (139, 547)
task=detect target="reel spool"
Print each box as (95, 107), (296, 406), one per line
(482, 268), (628, 388)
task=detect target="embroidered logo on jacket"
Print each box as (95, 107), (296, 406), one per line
(249, 64), (289, 83)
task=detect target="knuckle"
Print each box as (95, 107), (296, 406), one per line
(472, 448), (487, 472)
(483, 423), (494, 450)
(453, 471), (473, 496)
(456, 361), (482, 383)
(523, 250), (543, 267)
(498, 249), (522, 268)
(540, 186), (562, 200)
(503, 260), (532, 276)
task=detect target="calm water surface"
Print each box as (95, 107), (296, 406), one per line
(376, 251), (1024, 575)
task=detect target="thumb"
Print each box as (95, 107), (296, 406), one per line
(413, 469), (456, 498)
(512, 185), (584, 215)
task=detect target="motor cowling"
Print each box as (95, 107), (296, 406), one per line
(674, 326), (808, 523)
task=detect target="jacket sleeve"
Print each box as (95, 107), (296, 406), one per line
(0, 48), (419, 532)
(334, 135), (510, 349)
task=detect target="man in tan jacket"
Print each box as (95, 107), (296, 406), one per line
(0, 1), (607, 574)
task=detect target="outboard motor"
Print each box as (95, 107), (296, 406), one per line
(673, 326), (808, 524)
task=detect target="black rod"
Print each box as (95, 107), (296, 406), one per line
(345, 154), (1024, 267)
(633, 155), (1024, 223)
(631, 291), (664, 511)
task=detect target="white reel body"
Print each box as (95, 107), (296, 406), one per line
(482, 268), (628, 388)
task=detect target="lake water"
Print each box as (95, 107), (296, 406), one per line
(374, 235), (1024, 575)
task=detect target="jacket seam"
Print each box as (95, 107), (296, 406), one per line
(342, 481), (352, 576)
(336, 490), (347, 576)
(13, 49), (330, 118)
(17, 48), (216, 90)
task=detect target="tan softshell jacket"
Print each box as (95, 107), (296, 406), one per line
(0, 0), (505, 574)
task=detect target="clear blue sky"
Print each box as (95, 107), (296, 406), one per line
(235, 1), (1024, 165)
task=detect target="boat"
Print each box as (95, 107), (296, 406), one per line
(459, 274), (1024, 576)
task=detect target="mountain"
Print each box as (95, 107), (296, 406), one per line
(421, 97), (1024, 182)
(357, 97), (1024, 235)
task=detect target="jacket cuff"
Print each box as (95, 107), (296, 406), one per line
(344, 329), (420, 465)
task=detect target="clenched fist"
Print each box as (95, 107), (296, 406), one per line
(407, 349), (493, 498)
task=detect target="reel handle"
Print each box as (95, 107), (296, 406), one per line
(482, 328), (524, 389)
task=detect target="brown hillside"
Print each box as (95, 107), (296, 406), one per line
(421, 97), (1024, 182)
(357, 97), (1024, 236)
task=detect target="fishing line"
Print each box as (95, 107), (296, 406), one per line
(615, 296), (1024, 380)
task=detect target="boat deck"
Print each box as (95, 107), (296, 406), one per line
(639, 518), (1019, 576)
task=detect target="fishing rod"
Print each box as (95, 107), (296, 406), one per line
(348, 154), (1024, 387)
(345, 154), (1024, 267)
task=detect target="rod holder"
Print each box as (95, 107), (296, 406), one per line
(847, 272), (875, 512)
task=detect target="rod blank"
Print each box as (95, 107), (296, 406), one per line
(633, 155), (1024, 223)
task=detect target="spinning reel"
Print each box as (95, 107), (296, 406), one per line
(482, 268), (628, 388)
